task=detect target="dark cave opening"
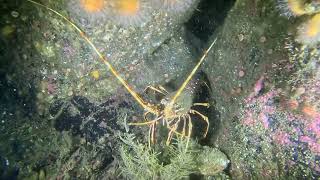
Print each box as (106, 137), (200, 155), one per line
(183, 0), (236, 146)
(185, 0), (236, 43)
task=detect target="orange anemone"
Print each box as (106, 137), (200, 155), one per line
(80, 0), (105, 12)
(117, 0), (140, 15)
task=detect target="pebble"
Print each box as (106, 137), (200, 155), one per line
(238, 70), (245, 78)
(11, 11), (19, 18)
(295, 87), (305, 97)
(68, 90), (73, 96)
(103, 33), (112, 42)
(260, 36), (266, 43)
(238, 34), (244, 42)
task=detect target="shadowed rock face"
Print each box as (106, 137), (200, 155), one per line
(186, 0), (236, 42)
(49, 95), (138, 142)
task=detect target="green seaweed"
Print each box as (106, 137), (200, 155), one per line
(118, 133), (229, 179)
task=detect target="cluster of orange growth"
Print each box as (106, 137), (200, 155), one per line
(285, 0), (310, 16)
(116, 0), (140, 15)
(280, 0), (320, 45)
(80, 0), (105, 13)
(301, 104), (319, 119)
(296, 13), (320, 45)
(76, 0), (144, 26)
(80, 0), (140, 15)
(75, 0), (195, 26)
(283, 85), (320, 120)
(286, 99), (319, 119)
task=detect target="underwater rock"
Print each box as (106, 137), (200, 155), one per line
(196, 146), (229, 176)
(202, 0), (320, 178)
(2, 0), (204, 115)
(129, 28), (197, 91)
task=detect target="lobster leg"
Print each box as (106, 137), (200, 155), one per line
(144, 85), (168, 95)
(189, 109), (209, 137)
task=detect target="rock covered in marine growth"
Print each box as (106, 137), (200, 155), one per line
(12, 0), (201, 114)
(203, 0), (320, 178)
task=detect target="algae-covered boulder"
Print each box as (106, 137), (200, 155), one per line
(18, 0), (201, 105)
(1, 0), (203, 120)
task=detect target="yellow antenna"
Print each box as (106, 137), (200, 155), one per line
(170, 38), (217, 104)
(26, 0), (153, 111)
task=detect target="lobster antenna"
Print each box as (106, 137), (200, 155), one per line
(170, 38), (217, 104)
(26, 0), (152, 111)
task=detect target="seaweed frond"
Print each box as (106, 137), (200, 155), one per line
(118, 134), (229, 179)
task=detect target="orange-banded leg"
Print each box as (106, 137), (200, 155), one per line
(148, 120), (157, 147)
(181, 114), (193, 149)
(186, 115), (192, 149)
(165, 115), (185, 144)
(193, 102), (210, 108)
(166, 119), (179, 145)
(144, 85), (168, 96)
(165, 114), (192, 148)
(129, 114), (163, 146)
(189, 102), (210, 138)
